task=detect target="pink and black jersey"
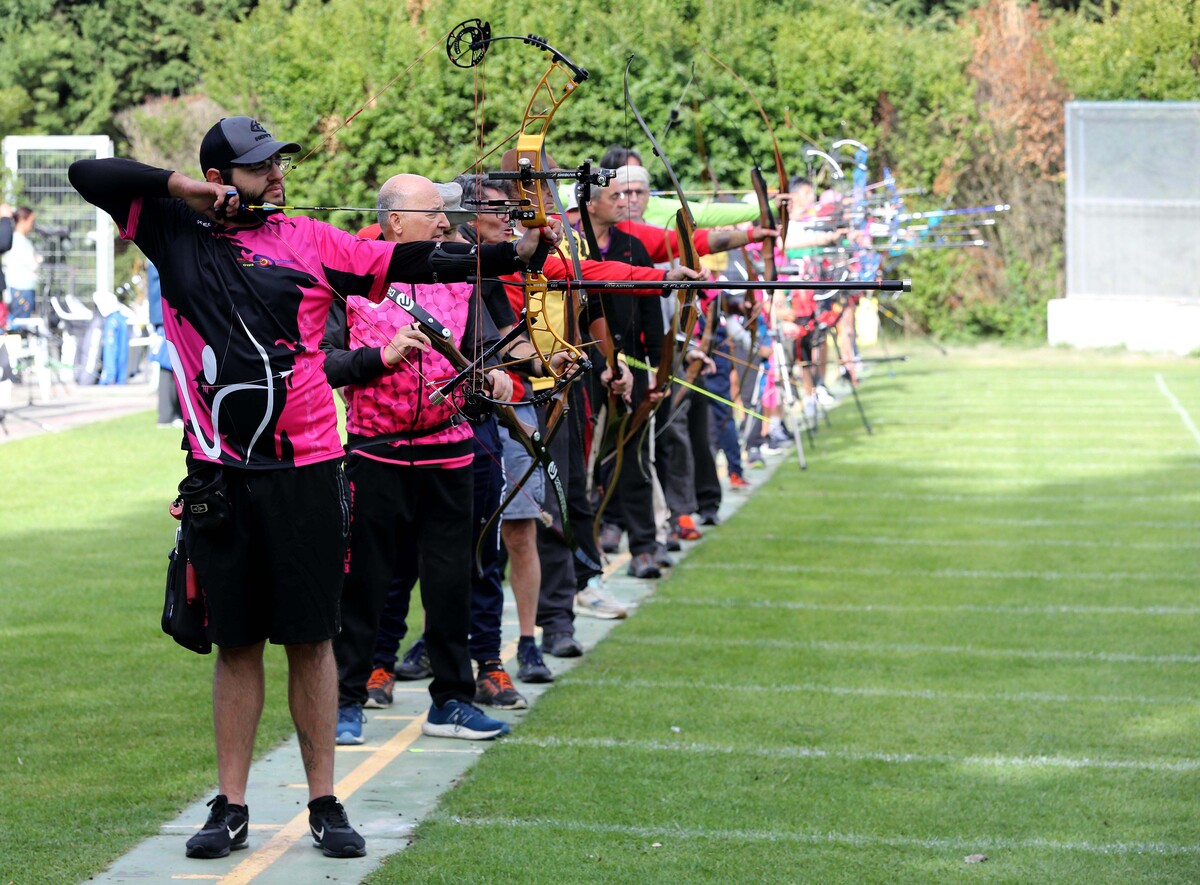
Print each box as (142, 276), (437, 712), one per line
(333, 283), (475, 466)
(68, 158), (528, 469)
(125, 200), (392, 468)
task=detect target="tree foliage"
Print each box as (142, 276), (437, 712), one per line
(196, 0), (975, 235)
(0, 1), (264, 137)
(3, 0), (1197, 339)
(1050, 0), (1200, 100)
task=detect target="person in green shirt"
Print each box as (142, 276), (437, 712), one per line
(589, 145), (764, 229)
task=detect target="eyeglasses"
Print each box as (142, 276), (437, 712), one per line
(234, 155), (292, 174)
(619, 189), (649, 200)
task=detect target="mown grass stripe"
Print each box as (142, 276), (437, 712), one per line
(615, 635), (1200, 664)
(691, 561), (1180, 584)
(648, 597), (1200, 617)
(508, 735), (1200, 773)
(744, 512), (1200, 530)
(563, 675), (1197, 706)
(900, 446), (1199, 456)
(717, 532), (1191, 551)
(432, 813), (1200, 856)
(791, 489), (1198, 504)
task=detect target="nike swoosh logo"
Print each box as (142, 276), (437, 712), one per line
(228, 822), (246, 840)
(312, 826), (325, 841)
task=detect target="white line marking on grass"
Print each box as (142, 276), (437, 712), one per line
(731, 532), (1189, 551)
(650, 597), (1200, 617)
(693, 561), (1180, 584)
(914, 445), (1199, 458)
(615, 635), (1200, 665)
(793, 489), (1196, 505)
(750, 512), (1200, 531)
(1156, 373), (1200, 449)
(563, 675), (1196, 706)
(795, 473), (1155, 488)
(853, 432), (1186, 445)
(876, 418), (1183, 428)
(435, 813), (1200, 856)
(874, 459), (1200, 472)
(510, 735), (1200, 773)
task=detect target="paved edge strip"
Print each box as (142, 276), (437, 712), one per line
(93, 447), (789, 884)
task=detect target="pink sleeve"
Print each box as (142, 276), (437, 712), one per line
(313, 220), (393, 302)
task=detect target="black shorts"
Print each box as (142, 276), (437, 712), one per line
(185, 460), (351, 648)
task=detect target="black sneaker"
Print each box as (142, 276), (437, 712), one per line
(516, 642), (554, 683)
(394, 637), (432, 680)
(185, 794), (249, 859)
(308, 795), (366, 858)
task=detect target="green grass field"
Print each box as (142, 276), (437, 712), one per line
(3, 346), (1200, 883)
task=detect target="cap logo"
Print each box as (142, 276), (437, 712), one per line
(249, 120), (267, 133)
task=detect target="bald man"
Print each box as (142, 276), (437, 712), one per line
(322, 173), (530, 745)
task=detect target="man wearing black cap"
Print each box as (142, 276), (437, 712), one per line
(68, 116), (559, 861)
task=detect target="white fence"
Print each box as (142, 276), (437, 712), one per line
(2, 134), (115, 310)
(1048, 102), (1200, 353)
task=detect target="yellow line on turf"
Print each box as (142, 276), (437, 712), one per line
(219, 718), (427, 883)
(217, 545), (635, 881)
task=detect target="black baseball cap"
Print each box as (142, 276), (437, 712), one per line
(199, 116), (302, 172)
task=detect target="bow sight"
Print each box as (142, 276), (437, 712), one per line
(446, 19), (589, 84)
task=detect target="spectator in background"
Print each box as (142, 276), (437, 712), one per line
(4, 207), (39, 319)
(146, 261), (183, 427)
(0, 204), (12, 328)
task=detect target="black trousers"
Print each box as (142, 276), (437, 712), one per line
(689, 387), (722, 518)
(536, 386), (604, 635)
(334, 455), (474, 708)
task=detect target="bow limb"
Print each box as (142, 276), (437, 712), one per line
(622, 56), (701, 446)
(472, 395), (590, 575)
(671, 292), (721, 411)
(700, 49), (791, 259)
(513, 44), (590, 381)
(452, 21), (591, 383)
(414, 303), (590, 571)
(453, 26), (598, 567)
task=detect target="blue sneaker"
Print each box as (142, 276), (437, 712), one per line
(336, 704), (365, 745)
(421, 699), (510, 740)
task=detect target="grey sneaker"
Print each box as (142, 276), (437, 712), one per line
(574, 577), (628, 619)
(542, 631), (584, 658)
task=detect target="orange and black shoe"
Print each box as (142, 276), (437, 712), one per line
(474, 663), (529, 710)
(729, 472), (750, 490)
(364, 666), (394, 709)
(673, 514), (702, 541)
